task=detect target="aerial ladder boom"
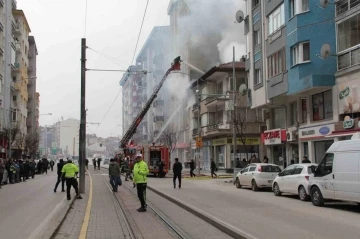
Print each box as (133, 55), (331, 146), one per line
(120, 56), (181, 148)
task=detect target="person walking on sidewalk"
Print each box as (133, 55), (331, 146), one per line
(85, 158), (89, 170)
(0, 159), (5, 188)
(173, 158), (182, 188)
(133, 153), (149, 212)
(50, 159), (55, 171)
(188, 159), (195, 177)
(92, 158), (96, 170)
(54, 159), (65, 193)
(97, 158), (102, 170)
(61, 159), (82, 200)
(108, 158), (121, 192)
(210, 159), (217, 178)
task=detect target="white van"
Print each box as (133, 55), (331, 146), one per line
(309, 135), (360, 207)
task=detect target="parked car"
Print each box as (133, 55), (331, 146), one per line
(272, 163), (317, 201)
(309, 138), (360, 207)
(235, 163), (282, 191)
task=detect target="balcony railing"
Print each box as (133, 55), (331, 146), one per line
(338, 46), (360, 71)
(192, 128), (198, 136)
(192, 103), (199, 111)
(336, 0), (360, 16)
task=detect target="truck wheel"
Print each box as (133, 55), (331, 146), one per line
(311, 186), (324, 207)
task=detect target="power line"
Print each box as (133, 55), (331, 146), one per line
(129, 0), (150, 70)
(84, 0), (88, 38)
(87, 47), (129, 69)
(95, 0), (150, 132)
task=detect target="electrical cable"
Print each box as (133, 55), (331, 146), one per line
(84, 0), (88, 38)
(95, 0), (150, 132)
(87, 47), (129, 69)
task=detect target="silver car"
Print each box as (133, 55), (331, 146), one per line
(235, 163), (282, 191)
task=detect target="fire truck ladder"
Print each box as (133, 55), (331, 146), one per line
(120, 56), (181, 148)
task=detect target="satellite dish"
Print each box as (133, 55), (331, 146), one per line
(320, 43), (331, 59)
(235, 10), (244, 23)
(239, 84), (248, 96)
(319, 0), (332, 8)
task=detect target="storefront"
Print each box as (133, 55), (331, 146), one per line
(211, 137), (260, 169)
(261, 129), (287, 167)
(326, 117), (360, 141)
(299, 123), (335, 163)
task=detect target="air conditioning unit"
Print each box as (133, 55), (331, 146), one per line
(286, 130), (298, 142)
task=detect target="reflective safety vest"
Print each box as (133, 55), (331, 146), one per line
(61, 163), (79, 178)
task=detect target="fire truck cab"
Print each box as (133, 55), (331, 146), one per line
(141, 144), (169, 177)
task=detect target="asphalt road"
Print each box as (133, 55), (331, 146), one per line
(147, 177), (360, 239)
(0, 170), (66, 239)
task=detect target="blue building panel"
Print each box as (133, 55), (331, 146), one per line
(285, 0), (337, 95)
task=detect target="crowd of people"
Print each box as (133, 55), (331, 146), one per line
(0, 158), (54, 188)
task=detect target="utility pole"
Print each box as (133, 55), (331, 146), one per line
(232, 46), (237, 168)
(197, 91), (201, 175)
(79, 38), (86, 193)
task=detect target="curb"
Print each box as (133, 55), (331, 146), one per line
(147, 185), (257, 239)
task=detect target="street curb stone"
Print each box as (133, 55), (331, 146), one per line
(147, 185), (255, 239)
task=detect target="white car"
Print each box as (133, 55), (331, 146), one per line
(272, 163), (317, 201)
(235, 163), (282, 191)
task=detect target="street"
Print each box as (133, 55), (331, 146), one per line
(0, 170), (67, 239)
(147, 177), (360, 239)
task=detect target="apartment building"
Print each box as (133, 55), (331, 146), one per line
(245, 0), (338, 166)
(11, 9), (31, 154)
(35, 92), (39, 128)
(27, 36), (38, 135)
(189, 62), (265, 170)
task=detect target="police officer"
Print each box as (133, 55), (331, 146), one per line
(61, 159), (82, 200)
(54, 159), (65, 193)
(133, 153), (149, 212)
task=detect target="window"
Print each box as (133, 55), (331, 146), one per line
(254, 69), (261, 85)
(229, 77), (244, 91)
(254, 30), (260, 46)
(249, 166), (256, 172)
(312, 90), (333, 121)
(11, 110), (16, 121)
(337, 0), (360, 16)
(12, 95), (16, 101)
(12, 76), (16, 82)
(293, 166), (303, 175)
(292, 42), (310, 65)
(282, 165), (296, 176)
(301, 98), (307, 123)
(337, 12), (360, 52)
(268, 4), (285, 35)
(267, 48), (286, 78)
(253, 0), (259, 7)
(316, 153), (334, 176)
(289, 101), (298, 126)
(290, 0), (309, 17)
(272, 107), (286, 129)
(217, 110), (224, 124)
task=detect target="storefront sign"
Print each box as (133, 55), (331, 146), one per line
(343, 116), (354, 129)
(263, 129), (281, 145)
(338, 79), (360, 114)
(212, 137), (260, 146)
(299, 124), (334, 139)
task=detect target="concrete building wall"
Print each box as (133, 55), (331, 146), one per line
(27, 36), (37, 135)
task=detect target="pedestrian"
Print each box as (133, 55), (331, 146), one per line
(133, 153), (149, 212)
(19, 160), (26, 182)
(92, 158), (96, 170)
(10, 161), (16, 183)
(61, 159), (82, 200)
(37, 160), (43, 174)
(158, 160), (165, 178)
(302, 156), (311, 163)
(124, 158), (130, 181)
(108, 158), (121, 192)
(24, 160), (30, 180)
(85, 158), (89, 170)
(0, 159), (5, 188)
(172, 158), (182, 188)
(50, 159), (55, 171)
(97, 158), (101, 170)
(263, 156), (269, 163)
(188, 159), (195, 177)
(54, 159), (66, 193)
(235, 158), (241, 168)
(210, 159), (217, 178)
(42, 158), (49, 174)
(29, 160), (36, 179)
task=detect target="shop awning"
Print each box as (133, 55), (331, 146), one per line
(325, 129), (360, 138)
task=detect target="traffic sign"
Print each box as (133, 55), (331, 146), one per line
(196, 137), (203, 148)
(52, 142), (57, 148)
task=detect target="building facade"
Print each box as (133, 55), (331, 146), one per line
(245, 0), (339, 166)
(27, 36), (37, 136)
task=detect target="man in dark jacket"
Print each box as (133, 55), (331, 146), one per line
(210, 160), (217, 178)
(97, 158), (101, 170)
(19, 160), (26, 182)
(23, 160), (30, 180)
(42, 158), (49, 174)
(188, 159), (195, 177)
(302, 156), (311, 163)
(54, 159), (65, 193)
(0, 159), (5, 188)
(108, 159), (121, 192)
(50, 160), (55, 171)
(29, 160), (36, 178)
(172, 158), (182, 189)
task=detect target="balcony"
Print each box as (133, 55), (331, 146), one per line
(15, 42), (21, 52)
(205, 95), (229, 108)
(337, 46), (360, 71)
(336, 0), (360, 16)
(204, 123), (230, 136)
(12, 62), (20, 72)
(153, 115), (164, 122)
(192, 128), (198, 136)
(153, 99), (164, 107)
(192, 103), (199, 111)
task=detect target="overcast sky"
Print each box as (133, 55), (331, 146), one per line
(18, 0), (170, 138)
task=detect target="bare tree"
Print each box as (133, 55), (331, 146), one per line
(25, 132), (40, 158)
(15, 132), (26, 157)
(159, 127), (180, 161)
(0, 122), (20, 157)
(228, 107), (250, 161)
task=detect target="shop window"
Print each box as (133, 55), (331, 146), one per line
(289, 101), (298, 126)
(312, 90), (333, 121)
(301, 98), (307, 123)
(215, 145), (225, 168)
(314, 141), (333, 164)
(272, 107), (286, 129)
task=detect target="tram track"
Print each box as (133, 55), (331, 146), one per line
(99, 170), (188, 239)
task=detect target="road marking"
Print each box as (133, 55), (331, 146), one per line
(78, 171), (93, 239)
